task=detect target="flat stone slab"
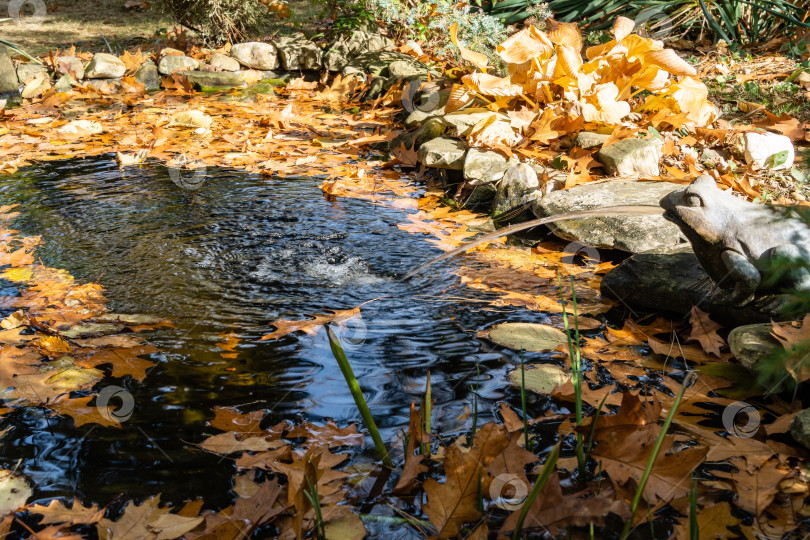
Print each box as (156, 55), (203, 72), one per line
(417, 137), (468, 170)
(531, 180), (688, 253)
(183, 71), (247, 90)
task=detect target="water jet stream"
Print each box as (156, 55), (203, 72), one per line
(402, 205), (665, 280)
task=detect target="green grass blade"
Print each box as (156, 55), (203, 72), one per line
(689, 476), (698, 539)
(0, 38), (42, 65)
(619, 371), (698, 539)
(424, 369), (431, 456)
(511, 442), (560, 540)
(326, 324), (394, 468)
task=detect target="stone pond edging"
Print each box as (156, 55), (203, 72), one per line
(0, 29), (436, 100)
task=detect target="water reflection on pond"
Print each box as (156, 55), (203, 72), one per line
(0, 156), (559, 509)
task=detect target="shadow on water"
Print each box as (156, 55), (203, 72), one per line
(0, 155), (567, 509)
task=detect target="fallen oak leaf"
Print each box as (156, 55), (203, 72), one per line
(48, 394), (122, 428)
(260, 298), (382, 341)
(687, 306), (724, 357)
(29, 498), (105, 525)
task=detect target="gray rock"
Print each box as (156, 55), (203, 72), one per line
(342, 51), (434, 78)
(87, 78), (121, 90)
(0, 46), (18, 94)
(16, 63), (48, 83)
(230, 42), (279, 71)
(55, 56), (84, 80)
(791, 410), (810, 450)
(85, 53), (126, 79)
(531, 181), (688, 253)
(743, 132), (794, 170)
(391, 117), (446, 152)
(183, 70), (247, 90)
(443, 108), (509, 137)
(388, 59), (425, 78)
(54, 73), (77, 92)
(728, 323), (781, 370)
(463, 148), (516, 185)
(158, 54), (199, 75)
(135, 61), (161, 91)
(601, 252), (703, 317)
(272, 32), (322, 70)
(573, 131), (610, 149)
(463, 183), (498, 212)
(700, 148), (727, 163)
(528, 165), (568, 195)
(417, 137), (468, 170)
(404, 107), (445, 129)
(208, 52), (240, 72)
(492, 163), (542, 222)
(596, 138), (662, 177)
(601, 252), (796, 326)
(323, 30), (395, 72)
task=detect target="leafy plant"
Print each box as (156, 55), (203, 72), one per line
(155, 0), (288, 44)
(544, 0), (810, 45)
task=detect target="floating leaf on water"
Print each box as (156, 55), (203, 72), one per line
(0, 311), (26, 330)
(1, 267), (33, 282)
(484, 322), (567, 352)
(508, 363), (569, 394)
(0, 470), (31, 515)
(60, 322), (125, 339)
(92, 313), (170, 326)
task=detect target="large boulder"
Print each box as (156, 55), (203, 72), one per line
(272, 33), (322, 70)
(596, 138), (662, 177)
(531, 180), (688, 253)
(0, 46), (19, 94)
(417, 137), (468, 169)
(492, 163), (542, 222)
(323, 30), (394, 72)
(230, 42), (279, 71)
(158, 54), (199, 75)
(85, 53), (126, 79)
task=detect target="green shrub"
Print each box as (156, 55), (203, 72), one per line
(156, 0), (284, 45)
(360, 0), (550, 67)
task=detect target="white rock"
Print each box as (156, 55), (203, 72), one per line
(743, 132), (795, 170)
(84, 53), (126, 79)
(230, 42), (279, 71)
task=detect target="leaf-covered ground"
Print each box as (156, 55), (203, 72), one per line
(1, 21), (810, 539)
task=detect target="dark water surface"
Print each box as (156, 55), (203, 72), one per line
(0, 155), (559, 514)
